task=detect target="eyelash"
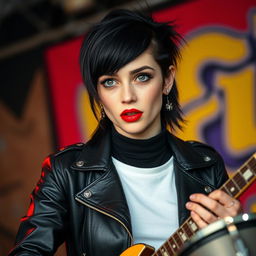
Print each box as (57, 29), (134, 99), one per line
(135, 73), (153, 82)
(100, 79), (116, 88)
(99, 72), (153, 88)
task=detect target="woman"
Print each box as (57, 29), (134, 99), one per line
(9, 9), (242, 256)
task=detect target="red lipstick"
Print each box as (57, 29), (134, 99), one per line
(120, 108), (143, 122)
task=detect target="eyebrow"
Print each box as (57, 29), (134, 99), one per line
(130, 66), (155, 75)
(100, 65), (155, 78)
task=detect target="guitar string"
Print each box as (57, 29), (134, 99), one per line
(152, 156), (256, 256)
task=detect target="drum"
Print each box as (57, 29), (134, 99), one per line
(179, 213), (256, 256)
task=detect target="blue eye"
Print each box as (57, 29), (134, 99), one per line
(102, 79), (116, 87)
(136, 74), (152, 82)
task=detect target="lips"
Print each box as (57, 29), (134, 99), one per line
(120, 108), (143, 122)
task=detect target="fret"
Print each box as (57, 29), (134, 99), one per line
(221, 185), (232, 196)
(168, 236), (179, 253)
(240, 166), (255, 182)
(188, 219), (199, 233)
(155, 250), (161, 256)
(233, 172), (246, 190)
(247, 157), (256, 174)
(223, 179), (240, 197)
(178, 228), (188, 243)
(182, 222), (194, 238)
(173, 231), (183, 248)
(164, 240), (174, 255)
(160, 245), (170, 256)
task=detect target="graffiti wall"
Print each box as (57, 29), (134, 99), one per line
(45, 0), (256, 212)
(1, 1), (254, 256)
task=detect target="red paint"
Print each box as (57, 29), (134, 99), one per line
(153, 0), (254, 36)
(8, 228), (36, 254)
(25, 227), (35, 236)
(27, 195), (35, 217)
(21, 195), (35, 222)
(45, 37), (84, 147)
(34, 185), (40, 194)
(42, 156), (51, 169)
(21, 216), (29, 222)
(120, 109), (143, 122)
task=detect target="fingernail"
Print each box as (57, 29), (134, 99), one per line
(186, 202), (192, 208)
(190, 194), (195, 200)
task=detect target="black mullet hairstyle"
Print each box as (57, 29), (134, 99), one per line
(79, 9), (185, 139)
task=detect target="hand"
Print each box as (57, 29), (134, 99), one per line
(185, 189), (243, 229)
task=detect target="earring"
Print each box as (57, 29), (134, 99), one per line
(165, 95), (173, 111)
(100, 104), (105, 119)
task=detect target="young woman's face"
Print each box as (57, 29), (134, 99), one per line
(97, 48), (175, 139)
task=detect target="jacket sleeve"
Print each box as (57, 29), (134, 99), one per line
(8, 155), (67, 256)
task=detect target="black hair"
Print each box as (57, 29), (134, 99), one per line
(80, 9), (185, 134)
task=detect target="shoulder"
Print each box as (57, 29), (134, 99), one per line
(185, 140), (223, 161)
(185, 140), (228, 187)
(167, 133), (228, 187)
(39, 143), (88, 188)
(54, 143), (85, 157)
(43, 142), (86, 170)
(168, 132), (223, 164)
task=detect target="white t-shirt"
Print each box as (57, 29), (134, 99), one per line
(112, 156), (178, 250)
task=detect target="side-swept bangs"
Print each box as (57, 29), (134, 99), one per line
(80, 12), (154, 118)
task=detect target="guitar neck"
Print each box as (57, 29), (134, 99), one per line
(153, 153), (256, 256)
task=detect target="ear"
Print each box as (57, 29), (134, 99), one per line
(163, 65), (175, 95)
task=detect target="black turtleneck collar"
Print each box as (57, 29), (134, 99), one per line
(111, 127), (172, 168)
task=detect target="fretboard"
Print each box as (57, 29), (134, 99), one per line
(153, 153), (256, 256)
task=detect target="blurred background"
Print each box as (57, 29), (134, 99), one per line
(0, 0), (255, 255)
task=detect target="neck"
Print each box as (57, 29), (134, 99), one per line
(111, 126), (172, 168)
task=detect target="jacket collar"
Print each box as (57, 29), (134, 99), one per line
(167, 133), (216, 170)
(71, 130), (111, 171)
(71, 129), (216, 171)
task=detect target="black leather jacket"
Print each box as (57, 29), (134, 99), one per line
(9, 130), (228, 256)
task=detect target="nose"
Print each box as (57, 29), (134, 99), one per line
(121, 84), (137, 104)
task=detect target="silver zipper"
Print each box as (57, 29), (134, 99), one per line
(75, 197), (133, 246)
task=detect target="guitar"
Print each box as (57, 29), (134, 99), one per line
(121, 153), (256, 256)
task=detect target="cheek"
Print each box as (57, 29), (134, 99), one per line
(98, 89), (109, 108)
(98, 92), (117, 118)
(146, 84), (163, 109)
(101, 98), (113, 113)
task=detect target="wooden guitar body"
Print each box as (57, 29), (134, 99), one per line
(120, 244), (155, 256)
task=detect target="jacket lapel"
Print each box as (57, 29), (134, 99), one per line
(72, 130), (132, 233)
(167, 133), (218, 225)
(72, 128), (220, 231)
(75, 161), (132, 233)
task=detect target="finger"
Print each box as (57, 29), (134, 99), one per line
(209, 190), (242, 216)
(189, 193), (225, 217)
(208, 190), (234, 206)
(186, 201), (218, 224)
(190, 211), (208, 229)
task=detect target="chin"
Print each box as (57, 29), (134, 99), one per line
(120, 126), (154, 139)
